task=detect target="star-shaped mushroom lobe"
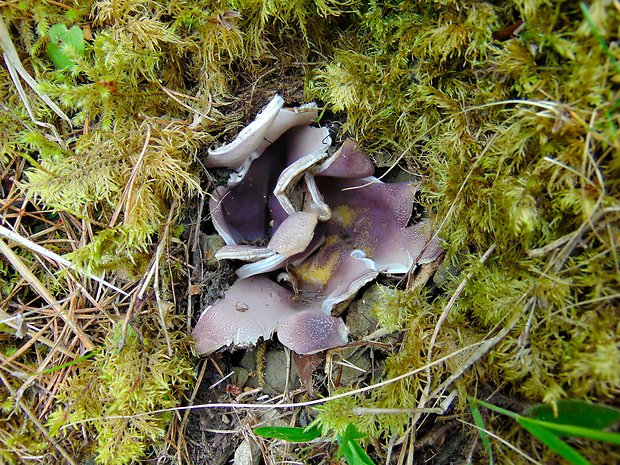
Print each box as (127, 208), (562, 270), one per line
(276, 310), (349, 355)
(192, 276), (348, 355)
(205, 95), (319, 184)
(290, 177), (443, 311)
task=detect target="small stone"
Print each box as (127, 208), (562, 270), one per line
(232, 367), (250, 387)
(337, 347), (373, 386)
(263, 349), (300, 393)
(233, 439), (261, 465)
(345, 284), (387, 339)
(204, 234), (226, 269)
(433, 256), (461, 288)
(241, 347), (300, 394)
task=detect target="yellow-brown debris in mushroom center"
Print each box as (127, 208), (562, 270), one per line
(292, 246), (340, 286)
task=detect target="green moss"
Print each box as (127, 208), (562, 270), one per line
(307, 1), (619, 462)
(47, 317), (194, 465)
(0, 394), (47, 465)
(2, 0), (619, 463)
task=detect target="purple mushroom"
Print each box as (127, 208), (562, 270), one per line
(193, 95), (442, 357)
(289, 177), (442, 311)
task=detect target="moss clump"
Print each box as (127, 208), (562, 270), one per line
(2, 0), (619, 463)
(0, 396), (47, 465)
(47, 317), (194, 464)
(308, 0), (619, 462)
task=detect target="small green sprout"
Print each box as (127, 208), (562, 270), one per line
(46, 24), (85, 69)
(336, 423), (377, 465)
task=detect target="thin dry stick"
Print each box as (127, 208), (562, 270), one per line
(460, 419), (545, 465)
(353, 407), (444, 415)
(14, 325), (71, 402)
(109, 123), (151, 228)
(0, 371), (79, 465)
(176, 358), (209, 465)
(158, 83), (215, 121)
(0, 238), (94, 350)
(149, 202), (177, 355)
(0, 225), (128, 295)
(0, 308), (74, 358)
(414, 243), (497, 423)
(406, 421), (415, 465)
(428, 314), (522, 400)
(62, 340), (489, 429)
(527, 231), (576, 258)
(180, 358), (208, 431)
(187, 194), (205, 332)
(153, 240), (173, 356)
(1, 314), (68, 365)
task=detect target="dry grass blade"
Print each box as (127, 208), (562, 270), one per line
(0, 307), (75, 358)
(0, 238), (94, 350)
(109, 124), (151, 228)
(0, 371), (78, 465)
(0, 225), (128, 296)
(460, 419), (545, 465)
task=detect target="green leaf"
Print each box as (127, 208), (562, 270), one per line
(517, 419), (591, 465)
(580, 2), (620, 74)
(467, 397), (521, 420)
(336, 424), (376, 465)
(47, 24), (85, 69)
(526, 399), (620, 431)
(253, 424), (321, 443)
(38, 349), (99, 375)
(337, 423), (366, 449)
(468, 397), (494, 465)
(524, 419), (620, 445)
(339, 440), (377, 465)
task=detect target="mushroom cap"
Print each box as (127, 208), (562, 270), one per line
(215, 244), (273, 261)
(206, 95), (284, 168)
(236, 253), (288, 279)
(209, 149), (279, 244)
(277, 310), (349, 355)
(268, 211), (319, 257)
(318, 176), (428, 272)
(192, 276), (299, 355)
(285, 125), (331, 164)
(315, 139), (375, 178)
(205, 95), (319, 171)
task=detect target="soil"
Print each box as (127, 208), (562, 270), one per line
(184, 358), (242, 465)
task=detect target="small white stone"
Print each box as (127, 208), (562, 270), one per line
(233, 439), (261, 465)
